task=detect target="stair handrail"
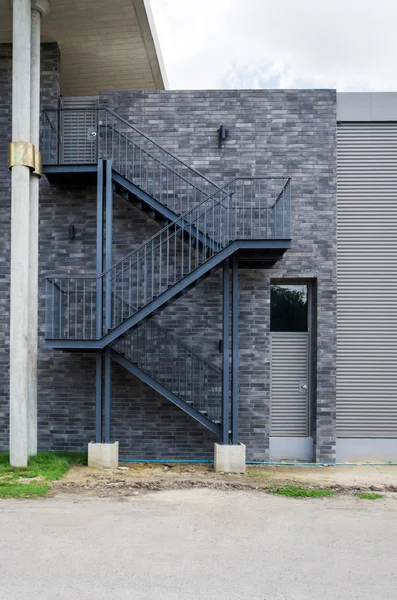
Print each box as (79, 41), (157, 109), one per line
(42, 106), (222, 193)
(106, 124), (223, 203)
(45, 176), (291, 340)
(101, 175), (290, 276)
(111, 291), (221, 374)
(46, 176), (291, 280)
(99, 107), (221, 190)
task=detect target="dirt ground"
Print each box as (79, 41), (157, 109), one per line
(51, 462), (397, 498)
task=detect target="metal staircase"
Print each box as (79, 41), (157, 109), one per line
(111, 321), (222, 436)
(42, 106), (292, 442)
(43, 107), (223, 222)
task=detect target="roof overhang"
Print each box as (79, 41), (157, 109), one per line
(0, 0), (168, 95)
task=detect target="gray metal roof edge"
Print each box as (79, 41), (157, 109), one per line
(337, 92), (397, 122)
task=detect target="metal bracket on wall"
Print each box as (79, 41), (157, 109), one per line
(8, 141), (42, 177)
(33, 150), (42, 178)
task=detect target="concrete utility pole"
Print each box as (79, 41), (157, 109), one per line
(9, 0), (33, 467)
(9, 0), (50, 466)
(28, 0), (51, 457)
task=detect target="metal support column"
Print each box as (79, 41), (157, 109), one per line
(231, 256), (239, 445)
(222, 260), (230, 444)
(105, 159), (113, 332)
(9, 0), (32, 467)
(95, 351), (103, 443)
(104, 347), (112, 444)
(96, 159), (104, 339)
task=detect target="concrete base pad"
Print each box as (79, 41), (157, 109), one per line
(214, 443), (246, 473)
(88, 441), (119, 468)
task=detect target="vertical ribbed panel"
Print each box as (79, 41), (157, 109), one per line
(337, 124), (397, 437)
(270, 332), (309, 436)
(61, 97), (98, 164)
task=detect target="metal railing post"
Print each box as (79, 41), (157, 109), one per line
(222, 259), (230, 444)
(105, 159), (113, 332)
(104, 346), (112, 443)
(96, 351), (103, 443)
(231, 255), (239, 445)
(96, 159), (104, 339)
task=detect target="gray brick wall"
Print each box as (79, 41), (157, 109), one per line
(100, 90), (337, 461)
(0, 49), (337, 463)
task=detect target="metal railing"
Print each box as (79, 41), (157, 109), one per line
(112, 321), (222, 423)
(42, 107), (224, 215)
(45, 177), (291, 341)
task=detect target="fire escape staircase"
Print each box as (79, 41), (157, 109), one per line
(42, 107), (292, 441)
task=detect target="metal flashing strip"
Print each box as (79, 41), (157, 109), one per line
(9, 141), (36, 170)
(33, 150), (42, 177)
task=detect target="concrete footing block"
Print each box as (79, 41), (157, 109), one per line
(88, 441), (119, 468)
(214, 443), (246, 473)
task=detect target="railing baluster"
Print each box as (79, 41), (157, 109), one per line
(136, 250), (140, 309)
(151, 239), (154, 300)
(242, 181), (245, 238)
(166, 153), (169, 207)
(129, 257), (132, 313)
(179, 163), (182, 214)
(145, 139), (148, 192)
(174, 225), (177, 283)
(166, 230), (169, 289)
(67, 279), (70, 339)
(152, 145), (155, 198)
(50, 279), (55, 339)
(144, 244), (147, 306)
(90, 280), (93, 339)
(250, 182), (253, 239)
(83, 279), (86, 338)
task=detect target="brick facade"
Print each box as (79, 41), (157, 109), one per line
(0, 46), (337, 461)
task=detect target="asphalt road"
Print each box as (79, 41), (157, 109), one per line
(0, 489), (396, 599)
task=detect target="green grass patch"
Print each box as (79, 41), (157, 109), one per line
(0, 451), (87, 499)
(0, 482), (50, 499)
(355, 492), (384, 500)
(272, 484), (334, 498)
(246, 470), (271, 478)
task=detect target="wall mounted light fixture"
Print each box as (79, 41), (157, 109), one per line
(217, 124), (229, 148)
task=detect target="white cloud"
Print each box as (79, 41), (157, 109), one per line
(150, 0), (397, 91)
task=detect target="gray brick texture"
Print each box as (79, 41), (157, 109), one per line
(100, 90), (337, 462)
(0, 46), (337, 462)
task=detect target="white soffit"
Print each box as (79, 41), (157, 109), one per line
(0, 0), (168, 95)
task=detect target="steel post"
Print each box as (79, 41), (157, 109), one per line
(231, 255), (239, 445)
(222, 260), (230, 444)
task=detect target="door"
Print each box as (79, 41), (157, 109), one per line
(270, 283), (310, 437)
(60, 97), (98, 164)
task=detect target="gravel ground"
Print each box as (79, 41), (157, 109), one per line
(50, 463), (397, 498)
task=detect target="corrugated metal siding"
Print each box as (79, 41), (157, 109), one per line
(270, 332), (309, 436)
(61, 97), (98, 164)
(337, 124), (397, 437)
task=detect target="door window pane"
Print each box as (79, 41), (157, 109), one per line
(271, 284), (308, 332)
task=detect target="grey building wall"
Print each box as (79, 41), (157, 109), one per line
(100, 90), (337, 461)
(0, 52), (337, 462)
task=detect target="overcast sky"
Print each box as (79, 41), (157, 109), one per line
(150, 0), (397, 91)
